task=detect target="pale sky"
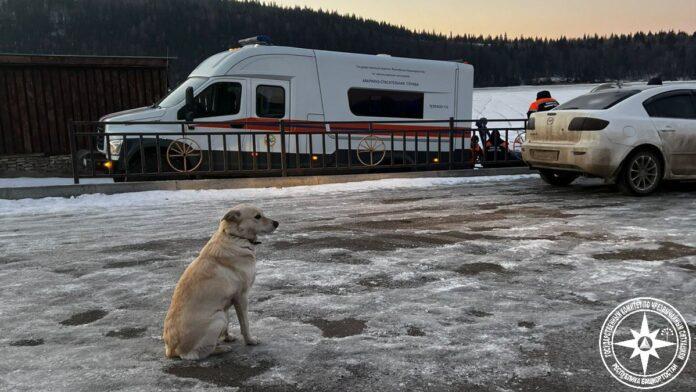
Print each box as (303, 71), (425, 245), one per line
(270, 0), (696, 38)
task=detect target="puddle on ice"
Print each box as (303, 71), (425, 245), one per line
(164, 358), (274, 388)
(60, 309), (108, 326)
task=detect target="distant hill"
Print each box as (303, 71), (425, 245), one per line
(1, 0), (695, 87)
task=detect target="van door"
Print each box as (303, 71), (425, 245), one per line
(173, 78), (248, 171)
(644, 90), (696, 176)
(251, 79), (290, 154)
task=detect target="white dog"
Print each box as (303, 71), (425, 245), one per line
(163, 204), (278, 360)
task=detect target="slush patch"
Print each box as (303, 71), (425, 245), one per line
(9, 338), (44, 346)
(306, 318), (367, 338)
(455, 262), (506, 275)
(60, 309), (108, 326)
(165, 358), (273, 388)
(105, 327), (147, 339)
(593, 241), (696, 261)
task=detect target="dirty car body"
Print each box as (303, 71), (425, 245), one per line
(522, 83), (696, 194)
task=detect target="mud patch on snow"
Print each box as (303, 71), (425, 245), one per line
(9, 338), (44, 346)
(498, 206), (577, 219)
(518, 321), (536, 329)
(467, 225), (511, 232)
(314, 251), (371, 265)
(593, 241), (696, 261)
(52, 267), (89, 278)
(379, 197), (428, 204)
(105, 327), (147, 339)
(362, 214), (506, 230)
(306, 318), (367, 338)
(455, 262), (506, 275)
(60, 309), (108, 326)
(467, 309), (494, 318)
(103, 258), (161, 269)
(357, 273), (437, 289)
(406, 326), (426, 336)
(164, 358), (274, 388)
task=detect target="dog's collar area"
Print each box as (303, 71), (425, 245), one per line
(225, 231), (261, 246)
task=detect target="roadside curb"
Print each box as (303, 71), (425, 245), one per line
(0, 167), (536, 200)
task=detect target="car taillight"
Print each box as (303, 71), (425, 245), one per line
(526, 117), (535, 130)
(568, 117), (609, 131)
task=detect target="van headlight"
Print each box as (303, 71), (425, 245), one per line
(109, 140), (123, 156)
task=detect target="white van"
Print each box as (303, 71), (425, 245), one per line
(97, 38), (474, 173)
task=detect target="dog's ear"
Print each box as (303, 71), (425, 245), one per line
(222, 210), (241, 223)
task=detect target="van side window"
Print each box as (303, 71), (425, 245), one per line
(348, 88), (424, 119)
(643, 92), (696, 119)
(193, 82), (242, 118)
(256, 85), (285, 118)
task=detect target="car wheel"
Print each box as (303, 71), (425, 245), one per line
(619, 150), (662, 196)
(538, 169), (580, 186)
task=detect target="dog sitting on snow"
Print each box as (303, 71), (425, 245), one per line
(163, 204), (278, 360)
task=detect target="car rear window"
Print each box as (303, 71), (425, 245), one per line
(556, 90), (640, 110)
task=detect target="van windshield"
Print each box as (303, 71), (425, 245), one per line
(156, 77), (208, 108)
(556, 89), (640, 110)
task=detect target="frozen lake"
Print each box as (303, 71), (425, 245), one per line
(1, 175), (696, 391)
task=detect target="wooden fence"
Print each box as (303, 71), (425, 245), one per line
(0, 54), (171, 155)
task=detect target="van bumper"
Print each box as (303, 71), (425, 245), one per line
(521, 140), (624, 180)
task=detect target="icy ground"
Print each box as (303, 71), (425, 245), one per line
(0, 177), (113, 188)
(2, 178), (696, 391)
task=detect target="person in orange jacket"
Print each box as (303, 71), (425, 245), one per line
(527, 90), (559, 118)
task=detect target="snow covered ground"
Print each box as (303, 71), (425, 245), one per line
(1, 175), (696, 391)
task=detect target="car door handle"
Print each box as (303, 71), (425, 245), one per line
(660, 129), (676, 133)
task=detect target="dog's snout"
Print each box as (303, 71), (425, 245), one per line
(273, 220), (279, 228)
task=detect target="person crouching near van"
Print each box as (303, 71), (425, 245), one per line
(469, 134), (484, 166)
(527, 90), (559, 118)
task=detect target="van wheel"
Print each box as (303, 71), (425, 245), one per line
(125, 150), (162, 181)
(538, 169), (579, 186)
(618, 150), (662, 196)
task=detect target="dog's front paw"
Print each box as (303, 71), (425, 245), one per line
(244, 336), (260, 346)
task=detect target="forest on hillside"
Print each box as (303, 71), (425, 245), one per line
(1, 0), (695, 87)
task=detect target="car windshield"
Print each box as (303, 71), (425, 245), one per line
(155, 77), (208, 108)
(556, 89), (641, 110)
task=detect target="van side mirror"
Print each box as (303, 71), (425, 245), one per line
(177, 86), (196, 121)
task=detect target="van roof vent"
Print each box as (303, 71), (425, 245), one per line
(238, 35), (272, 47)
